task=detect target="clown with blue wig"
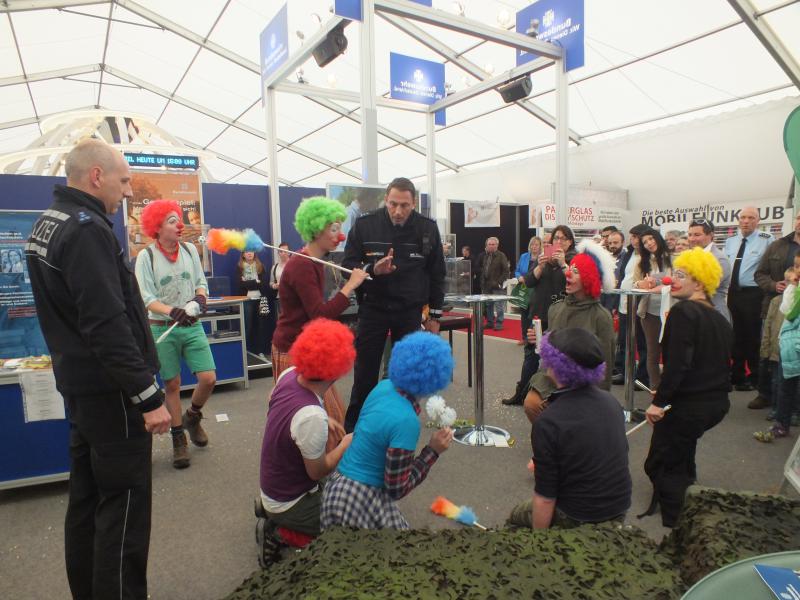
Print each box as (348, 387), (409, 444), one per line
(507, 327), (632, 530)
(321, 332), (455, 530)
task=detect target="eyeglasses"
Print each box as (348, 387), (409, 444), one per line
(552, 235), (568, 241)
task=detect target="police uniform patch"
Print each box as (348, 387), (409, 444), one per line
(77, 211), (92, 225)
(759, 232), (771, 238)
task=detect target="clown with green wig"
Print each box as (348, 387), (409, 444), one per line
(640, 247), (733, 528)
(271, 197), (369, 451)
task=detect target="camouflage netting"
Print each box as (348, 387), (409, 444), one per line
(223, 526), (683, 600)
(660, 486), (800, 586)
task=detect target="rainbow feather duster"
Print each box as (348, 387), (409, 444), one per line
(430, 496), (486, 530)
(243, 228), (265, 252)
(206, 228), (249, 254)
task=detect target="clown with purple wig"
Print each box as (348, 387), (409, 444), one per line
(507, 327), (632, 530)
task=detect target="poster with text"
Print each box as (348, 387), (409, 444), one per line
(125, 171), (208, 270)
(464, 201), (501, 228)
(0, 210), (48, 359)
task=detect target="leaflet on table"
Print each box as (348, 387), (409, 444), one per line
(754, 564), (800, 599)
(19, 370), (66, 422)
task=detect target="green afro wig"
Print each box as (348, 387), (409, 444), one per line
(673, 247), (723, 297)
(294, 196), (347, 243)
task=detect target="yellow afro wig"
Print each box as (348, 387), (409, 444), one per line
(673, 247), (722, 297)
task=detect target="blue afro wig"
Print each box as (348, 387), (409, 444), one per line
(389, 332), (454, 397)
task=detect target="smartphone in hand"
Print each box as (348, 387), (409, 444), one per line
(543, 243), (555, 259)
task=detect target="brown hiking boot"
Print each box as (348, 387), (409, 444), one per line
(747, 395), (770, 410)
(183, 408), (209, 447)
(172, 432), (190, 469)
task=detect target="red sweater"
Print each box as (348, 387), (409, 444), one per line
(272, 251), (351, 352)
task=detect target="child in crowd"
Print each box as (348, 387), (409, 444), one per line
(256, 318), (356, 566)
(755, 250), (800, 442)
(321, 332), (454, 530)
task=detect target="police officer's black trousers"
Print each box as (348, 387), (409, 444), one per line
(64, 391), (153, 600)
(728, 286), (763, 385)
(345, 305), (422, 433)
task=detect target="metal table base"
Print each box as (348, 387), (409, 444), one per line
(450, 295), (512, 447)
(610, 289), (654, 423)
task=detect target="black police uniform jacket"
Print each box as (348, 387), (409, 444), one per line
(342, 208), (446, 313)
(25, 185), (162, 412)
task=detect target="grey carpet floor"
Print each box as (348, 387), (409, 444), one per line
(1, 332), (796, 599)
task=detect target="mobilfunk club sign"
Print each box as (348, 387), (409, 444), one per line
(640, 202), (787, 228)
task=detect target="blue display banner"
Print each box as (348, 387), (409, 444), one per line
(516, 0), (584, 72)
(0, 210), (48, 358)
(335, 0), (362, 21)
(435, 109), (446, 127)
(389, 52), (445, 105)
(259, 3), (289, 86)
(124, 153), (199, 170)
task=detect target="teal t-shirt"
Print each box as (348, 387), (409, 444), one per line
(338, 380), (420, 487)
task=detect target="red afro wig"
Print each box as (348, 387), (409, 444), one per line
(289, 318), (355, 381)
(570, 253), (601, 299)
(141, 199), (182, 239)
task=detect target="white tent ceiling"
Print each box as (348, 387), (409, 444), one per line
(1, 0), (799, 187)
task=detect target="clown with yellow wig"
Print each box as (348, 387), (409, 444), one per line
(640, 247), (733, 528)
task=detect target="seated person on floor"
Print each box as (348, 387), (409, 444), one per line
(321, 332), (454, 530)
(524, 240), (617, 425)
(256, 318), (355, 564)
(508, 328), (632, 529)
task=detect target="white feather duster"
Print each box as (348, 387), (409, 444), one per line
(576, 239), (618, 293)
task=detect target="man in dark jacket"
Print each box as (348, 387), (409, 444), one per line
(341, 177), (445, 432)
(25, 139), (171, 600)
(477, 236), (510, 330)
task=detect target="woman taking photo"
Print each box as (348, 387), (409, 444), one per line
(641, 247), (731, 527)
(272, 197), (369, 450)
(503, 226), (576, 406)
(632, 229), (672, 389)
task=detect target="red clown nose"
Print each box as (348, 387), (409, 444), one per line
(661, 276), (673, 286)
(337, 232), (346, 243)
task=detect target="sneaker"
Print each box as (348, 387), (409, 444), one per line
(753, 430), (774, 443)
(183, 409), (208, 447)
(255, 517), (283, 568)
(747, 395), (770, 409)
(772, 424), (790, 439)
(494, 323), (504, 331)
(766, 409), (776, 421)
(172, 432), (190, 469)
(611, 373), (625, 385)
(735, 383), (755, 392)
(501, 395), (522, 406)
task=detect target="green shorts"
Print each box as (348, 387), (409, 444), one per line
(151, 321), (216, 381)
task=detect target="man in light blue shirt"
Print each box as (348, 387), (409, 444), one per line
(724, 206), (773, 396)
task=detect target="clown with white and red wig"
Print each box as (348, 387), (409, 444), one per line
(270, 197), (370, 452)
(134, 199), (216, 470)
(522, 239), (618, 426)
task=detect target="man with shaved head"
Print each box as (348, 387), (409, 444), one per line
(725, 206), (773, 399)
(25, 138), (170, 599)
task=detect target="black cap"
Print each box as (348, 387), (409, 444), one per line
(548, 328), (604, 369)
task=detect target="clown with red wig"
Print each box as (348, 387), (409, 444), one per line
(134, 199), (216, 470)
(256, 319), (356, 565)
(521, 239), (617, 426)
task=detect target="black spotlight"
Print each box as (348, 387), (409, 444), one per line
(497, 74), (532, 103)
(312, 23), (348, 68)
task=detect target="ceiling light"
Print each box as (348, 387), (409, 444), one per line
(497, 9), (512, 28)
(327, 73), (338, 88)
(296, 68), (307, 84)
(484, 62), (495, 75)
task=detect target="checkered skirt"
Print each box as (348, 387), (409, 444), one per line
(321, 471), (409, 531)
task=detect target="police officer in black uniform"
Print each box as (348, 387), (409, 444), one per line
(342, 177), (446, 432)
(25, 139), (171, 600)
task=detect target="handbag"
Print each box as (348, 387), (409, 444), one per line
(258, 296), (270, 316)
(509, 282), (530, 311)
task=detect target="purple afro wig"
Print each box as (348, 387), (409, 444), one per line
(389, 332), (454, 397)
(539, 330), (606, 388)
